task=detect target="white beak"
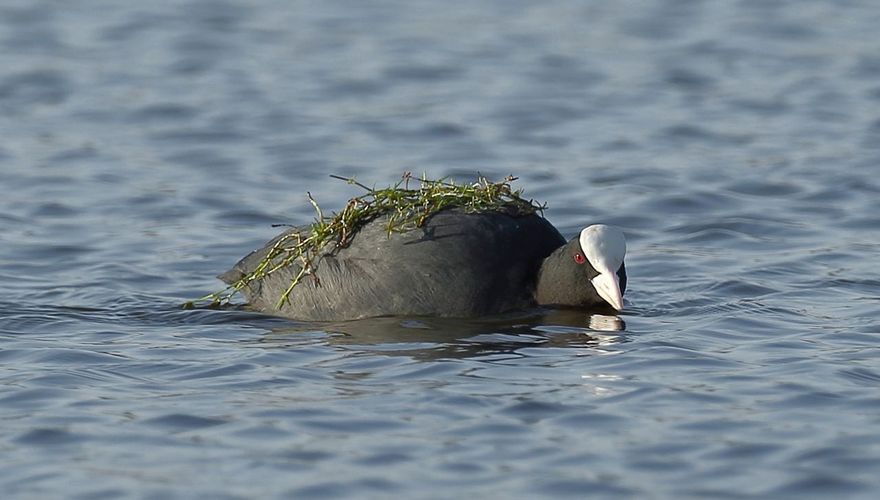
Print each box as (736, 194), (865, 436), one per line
(591, 272), (624, 311)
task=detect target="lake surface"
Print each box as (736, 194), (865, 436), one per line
(2, 0), (880, 498)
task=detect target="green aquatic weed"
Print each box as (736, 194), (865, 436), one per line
(185, 172), (545, 309)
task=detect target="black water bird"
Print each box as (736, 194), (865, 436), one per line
(221, 208), (627, 321)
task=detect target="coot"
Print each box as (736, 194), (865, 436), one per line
(220, 208), (627, 321)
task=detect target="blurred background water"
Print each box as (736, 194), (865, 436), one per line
(2, 0), (880, 498)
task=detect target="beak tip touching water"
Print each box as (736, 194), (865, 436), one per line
(592, 272), (624, 311)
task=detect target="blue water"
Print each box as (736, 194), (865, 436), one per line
(2, 0), (880, 498)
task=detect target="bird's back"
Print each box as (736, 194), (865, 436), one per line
(221, 208), (565, 320)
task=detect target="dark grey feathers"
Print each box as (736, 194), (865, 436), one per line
(221, 209), (566, 321)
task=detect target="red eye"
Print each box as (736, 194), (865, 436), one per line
(574, 253), (585, 265)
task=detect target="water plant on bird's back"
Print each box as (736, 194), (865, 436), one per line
(186, 173), (545, 310)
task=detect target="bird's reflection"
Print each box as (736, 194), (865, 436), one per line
(260, 308), (628, 361)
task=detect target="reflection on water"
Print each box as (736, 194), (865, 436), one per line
(587, 313), (626, 332)
(580, 373), (624, 396)
(261, 309), (627, 360)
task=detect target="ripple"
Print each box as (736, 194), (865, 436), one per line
(532, 478), (637, 497)
(725, 180), (804, 196)
(14, 428), (82, 446)
(0, 388), (69, 408)
(130, 103), (199, 123)
(837, 367), (880, 386)
(770, 474), (868, 497)
(149, 128), (247, 145)
(665, 67), (716, 92)
(711, 442), (783, 462)
(384, 64), (463, 82)
(0, 69), (68, 107)
(704, 280), (778, 298)
(288, 479), (399, 498)
(659, 124), (754, 146)
(669, 216), (803, 240)
(298, 418), (405, 433)
(2, 1), (880, 498)
(142, 414), (228, 431)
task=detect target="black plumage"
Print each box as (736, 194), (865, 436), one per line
(221, 208), (626, 321)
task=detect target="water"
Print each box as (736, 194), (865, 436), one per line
(2, 0), (880, 497)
